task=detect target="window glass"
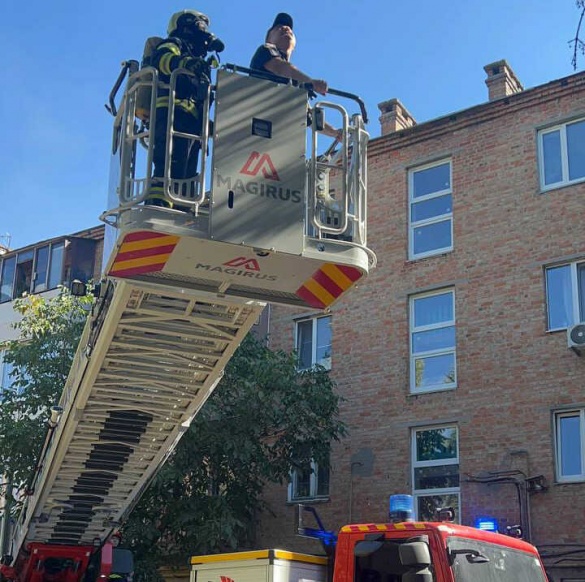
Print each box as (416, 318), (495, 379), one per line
(316, 463), (330, 496)
(541, 130), (562, 186)
(416, 426), (458, 461)
(417, 494), (459, 522)
(412, 328), (456, 353)
(0, 352), (15, 396)
(414, 292), (454, 326)
(33, 246), (50, 293)
(315, 316), (332, 367)
(413, 426), (460, 522)
(293, 464), (311, 499)
(412, 163), (450, 198)
(48, 242), (65, 289)
(414, 464), (460, 489)
(448, 538), (548, 582)
(411, 291), (456, 392)
(409, 160), (453, 259)
(412, 220), (451, 256)
(414, 353), (456, 388)
(0, 256), (16, 303)
(539, 119), (585, 189)
(290, 459), (330, 500)
(558, 414), (582, 477)
(14, 251), (34, 298)
(296, 316), (331, 370)
(411, 194), (452, 222)
(296, 320), (313, 370)
(567, 119), (585, 181)
(546, 264), (573, 329)
(577, 263), (585, 321)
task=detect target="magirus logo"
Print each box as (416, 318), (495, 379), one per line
(195, 256), (277, 281)
(223, 257), (260, 271)
(240, 151), (280, 181)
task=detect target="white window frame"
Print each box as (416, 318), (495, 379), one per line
(554, 409), (585, 483)
(288, 459), (330, 502)
(408, 159), (453, 260)
(538, 117), (585, 191)
(295, 315), (332, 371)
(545, 261), (585, 331)
(411, 424), (460, 522)
(409, 289), (457, 393)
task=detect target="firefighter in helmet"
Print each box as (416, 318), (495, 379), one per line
(146, 10), (224, 208)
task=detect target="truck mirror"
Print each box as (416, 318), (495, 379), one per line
(399, 541), (432, 567)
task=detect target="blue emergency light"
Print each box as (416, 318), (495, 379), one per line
(389, 494), (413, 522)
(475, 517), (498, 532)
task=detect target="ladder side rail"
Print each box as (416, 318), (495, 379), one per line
(9, 284), (136, 557)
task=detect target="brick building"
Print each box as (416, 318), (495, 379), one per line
(0, 225), (104, 376)
(258, 61), (585, 579)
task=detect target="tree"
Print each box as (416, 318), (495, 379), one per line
(571, 0), (585, 69)
(0, 289), (92, 502)
(122, 334), (345, 580)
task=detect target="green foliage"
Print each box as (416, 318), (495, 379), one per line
(0, 289), (92, 497)
(123, 334), (345, 573)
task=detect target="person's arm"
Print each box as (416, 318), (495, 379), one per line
(263, 58), (328, 95)
(321, 123), (343, 140)
(153, 38), (209, 79)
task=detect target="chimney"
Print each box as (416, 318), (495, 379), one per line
(378, 98), (416, 135)
(484, 60), (523, 101)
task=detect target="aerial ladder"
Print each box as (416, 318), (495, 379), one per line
(0, 56), (375, 582)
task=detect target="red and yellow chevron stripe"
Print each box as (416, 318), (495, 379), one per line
(109, 231), (179, 277)
(340, 523), (428, 533)
(296, 263), (362, 309)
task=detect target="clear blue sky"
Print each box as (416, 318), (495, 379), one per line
(1, 0), (581, 250)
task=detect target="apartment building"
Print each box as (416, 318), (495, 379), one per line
(0, 225), (104, 385)
(259, 61), (585, 580)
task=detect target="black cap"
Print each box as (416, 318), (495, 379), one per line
(271, 12), (293, 29)
(266, 12), (293, 41)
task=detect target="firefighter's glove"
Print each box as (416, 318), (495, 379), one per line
(186, 57), (211, 82)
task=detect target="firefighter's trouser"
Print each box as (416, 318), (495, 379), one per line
(149, 107), (202, 203)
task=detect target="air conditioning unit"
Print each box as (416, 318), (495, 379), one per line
(567, 323), (585, 354)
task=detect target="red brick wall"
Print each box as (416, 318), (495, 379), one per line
(257, 71), (585, 550)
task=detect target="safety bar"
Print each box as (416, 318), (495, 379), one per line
(163, 68), (210, 206)
(106, 60), (139, 117)
(106, 67), (211, 214)
(223, 63), (368, 122)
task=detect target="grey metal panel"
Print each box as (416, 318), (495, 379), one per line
(210, 69), (307, 254)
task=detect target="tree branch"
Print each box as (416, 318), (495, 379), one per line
(571, 0), (585, 70)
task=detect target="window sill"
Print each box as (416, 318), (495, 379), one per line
(408, 248), (454, 263)
(539, 177), (585, 194)
(287, 496), (330, 506)
(409, 385), (457, 396)
(554, 477), (585, 485)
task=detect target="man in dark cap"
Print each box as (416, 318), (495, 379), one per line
(250, 13), (340, 137)
(250, 13), (329, 96)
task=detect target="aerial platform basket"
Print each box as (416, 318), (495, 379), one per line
(104, 65), (376, 310)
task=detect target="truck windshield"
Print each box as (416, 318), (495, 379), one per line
(353, 540), (422, 581)
(448, 538), (547, 582)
